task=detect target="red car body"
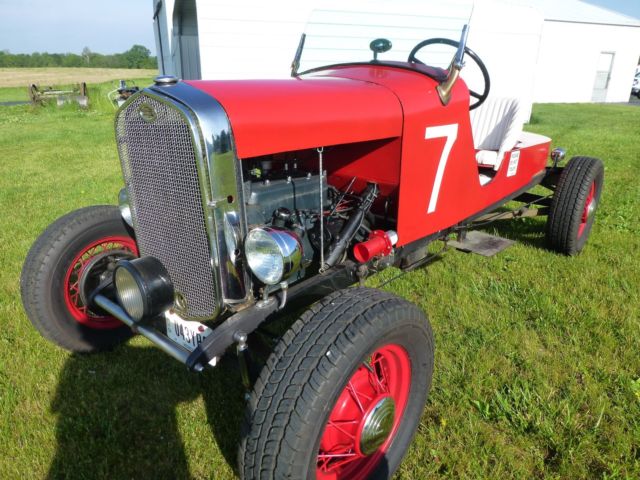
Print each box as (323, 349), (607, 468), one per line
(188, 63), (550, 247)
(22, 28), (603, 480)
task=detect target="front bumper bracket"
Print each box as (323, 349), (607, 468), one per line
(93, 263), (358, 372)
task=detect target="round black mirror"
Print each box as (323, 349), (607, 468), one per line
(369, 38), (392, 61)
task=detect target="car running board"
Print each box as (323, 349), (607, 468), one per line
(448, 231), (515, 257)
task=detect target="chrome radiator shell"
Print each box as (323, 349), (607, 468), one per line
(115, 84), (250, 320)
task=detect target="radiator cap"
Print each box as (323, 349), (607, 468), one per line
(154, 75), (179, 86)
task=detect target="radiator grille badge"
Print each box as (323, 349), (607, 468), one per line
(138, 103), (157, 123)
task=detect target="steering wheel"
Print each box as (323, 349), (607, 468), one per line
(408, 38), (490, 110)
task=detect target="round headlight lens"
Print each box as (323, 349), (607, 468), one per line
(113, 257), (174, 321)
(115, 266), (145, 320)
(245, 229), (285, 285)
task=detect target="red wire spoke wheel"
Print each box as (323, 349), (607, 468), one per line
(63, 236), (138, 329)
(317, 344), (411, 480)
(546, 156), (604, 255)
(21, 206), (139, 352)
(240, 287), (434, 480)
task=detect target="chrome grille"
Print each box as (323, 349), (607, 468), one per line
(116, 94), (218, 319)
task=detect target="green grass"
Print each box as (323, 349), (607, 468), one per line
(0, 86), (29, 102)
(1, 86), (639, 479)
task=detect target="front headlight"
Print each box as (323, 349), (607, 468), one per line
(114, 256), (174, 320)
(244, 227), (302, 285)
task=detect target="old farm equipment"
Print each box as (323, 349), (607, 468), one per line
(28, 82), (88, 107)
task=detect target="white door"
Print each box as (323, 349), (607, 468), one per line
(591, 52), (615, 102)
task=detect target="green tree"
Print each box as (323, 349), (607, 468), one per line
(123, 45), (151, 68)
(0, 46), (156, 69)
(81, 47), (92, 65)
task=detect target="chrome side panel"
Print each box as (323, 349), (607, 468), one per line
(146, 82), (252, 309)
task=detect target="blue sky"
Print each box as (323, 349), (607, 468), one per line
(0, 0), (156, 54)
(585, 0), (640, 19)
(0, 0), (638, 55)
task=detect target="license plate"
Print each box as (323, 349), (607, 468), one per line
(165, 311), (213, 351)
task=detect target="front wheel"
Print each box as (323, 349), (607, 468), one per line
(546, 156), (604, 255)
(239, 287), (434, 480)
(21, 205), (138, 352)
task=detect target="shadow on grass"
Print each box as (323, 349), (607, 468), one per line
(482, 216), (548, 251)
(47, 345), (245, 480)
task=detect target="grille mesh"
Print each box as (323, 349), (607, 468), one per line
(116, 95), (217, 319)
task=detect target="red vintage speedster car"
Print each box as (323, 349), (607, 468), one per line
(21, 25), (603, 479)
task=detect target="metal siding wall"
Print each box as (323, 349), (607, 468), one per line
(196, 0), (310, 79)
(153, 0), (171, 75)
(176, 0), (201, 79)
(159, 1), (639, 105)
(466, 1), (543, 120)
(195, 0), (542, 118)
(299, 4), (472, 71)
(534, 21), (640, 103)
(196, 0), (479, 79)
(180, 0), (198, 35)
(155, 0), (177, 76)
(179, 35), (201, 79)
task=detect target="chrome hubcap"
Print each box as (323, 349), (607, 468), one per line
(586, 199), (596, 218)
(359, 395), (396, 455)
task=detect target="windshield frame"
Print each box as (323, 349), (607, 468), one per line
(296, 59), (448, 83)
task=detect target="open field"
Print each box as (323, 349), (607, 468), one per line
(0, 84), (639, 479)
(0, 67), (157, 88)
(0, 74), (156, 107)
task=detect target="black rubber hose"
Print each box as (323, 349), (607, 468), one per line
(323, 183), (378, 269)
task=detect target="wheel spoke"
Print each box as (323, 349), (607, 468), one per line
(318, 448), (359, 473)
(372, 355), (390, 392)
(346, 380), (366, 413)
(326, 419), (357, 438)
(364, 361), (387, 394)
(347, 378), (373, 411)
(316, 343), (414, 479)
(63, 235), (138, 329)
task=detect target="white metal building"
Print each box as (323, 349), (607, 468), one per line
(153, 0), (640, 108)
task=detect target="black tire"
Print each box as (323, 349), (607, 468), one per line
(239, 287), (434, 480)
(546, 156), (604, 255)
(21, 205), (138, 352)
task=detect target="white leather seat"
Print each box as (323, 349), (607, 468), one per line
(470, 97), (523, 170)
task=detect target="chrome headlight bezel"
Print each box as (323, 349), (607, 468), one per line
(114, 257), (175, 321)
(244, 227), (303, 285)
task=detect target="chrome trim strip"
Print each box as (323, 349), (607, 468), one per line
(147, 82), (252, 309)
(118, 187), (133, 227)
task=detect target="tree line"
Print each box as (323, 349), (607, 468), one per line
(0, 45), (157, 69)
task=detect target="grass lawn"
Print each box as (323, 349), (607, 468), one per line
(0, 82), (639, 479)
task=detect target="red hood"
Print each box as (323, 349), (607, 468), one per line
(186, 78), (402, 159)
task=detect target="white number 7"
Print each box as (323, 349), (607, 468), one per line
(425, 124), (458, 213)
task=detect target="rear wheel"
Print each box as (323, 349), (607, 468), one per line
(21, 205), (138, 352)
(546, 156), (604, 255)
(239, 287), (434, 480)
